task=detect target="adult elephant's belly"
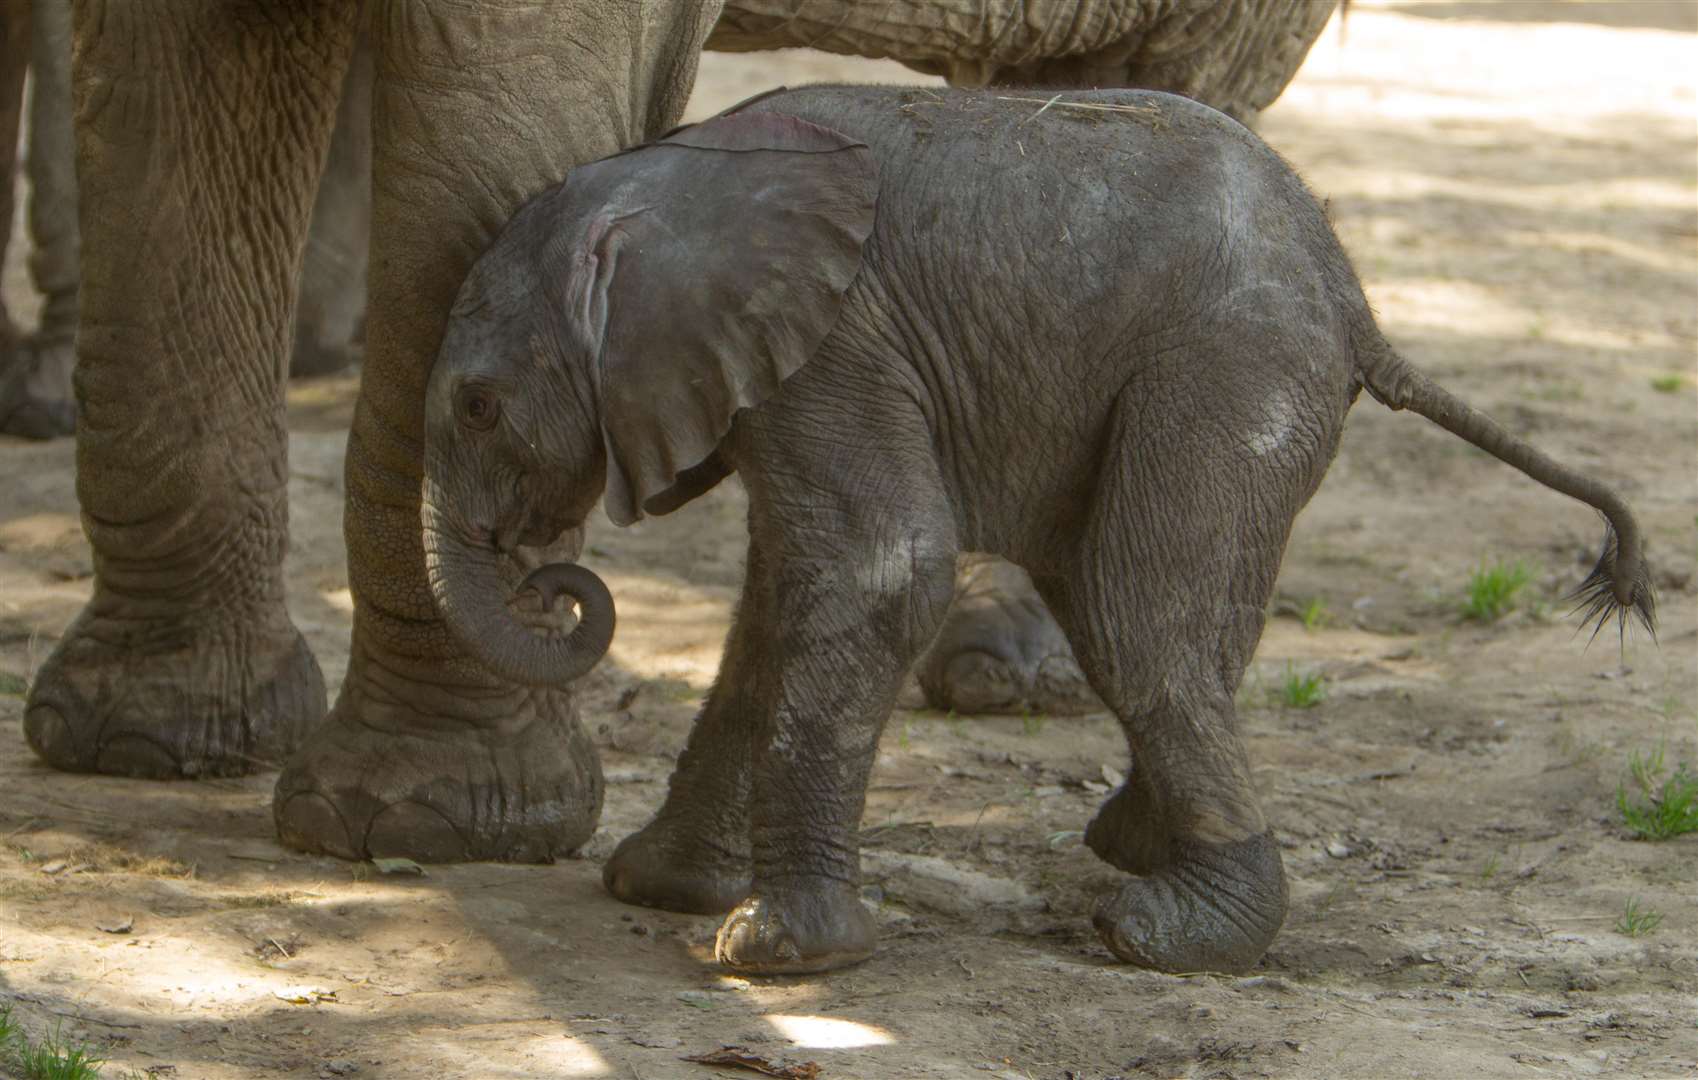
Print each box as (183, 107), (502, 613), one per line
(708, 0), (1337, 124)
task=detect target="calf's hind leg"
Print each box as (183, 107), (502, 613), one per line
(1037, 397), (1318, 973)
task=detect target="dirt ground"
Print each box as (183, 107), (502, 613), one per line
(2, 3), (1696, 1077)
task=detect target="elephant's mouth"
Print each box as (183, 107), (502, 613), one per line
(495, 509), (582, 555)
(492, 474), (583, 554)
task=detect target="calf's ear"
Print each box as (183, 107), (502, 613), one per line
(562, 111), (878, 525)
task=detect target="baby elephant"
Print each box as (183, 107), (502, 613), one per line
(420, 87), (1653, 975)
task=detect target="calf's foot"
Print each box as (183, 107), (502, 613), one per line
(1093, 831), (1287, 974)
(25, 606), (323, 778)
(714, 880), (876, 975)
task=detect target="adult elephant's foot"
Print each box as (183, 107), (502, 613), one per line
(0, 336), (76, 439)
(1092, 831), (1288, 974)
(273, 671), (602, 863)
(24, 606), (324, 778)
(714, 881), (876, 975)
(604, 814), (751, 915)
(916, 557), (1098, 715)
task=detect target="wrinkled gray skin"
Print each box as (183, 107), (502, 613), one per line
(708, 0), (1340, 718)
(0, 0), (371, 440)
(3, 0), (1336, 722)
(709, 0), (1334, 123)
(18, 1), (1333, 869)
(421, 87), (1654, 975)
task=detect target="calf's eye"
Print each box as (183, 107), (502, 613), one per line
(456, 386), (500, 431)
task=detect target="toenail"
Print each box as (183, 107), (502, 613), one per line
(22, 704), (74, 766)
(275, 791), (358, 860)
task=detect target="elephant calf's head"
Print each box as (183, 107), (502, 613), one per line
(421, 108), (879, 688)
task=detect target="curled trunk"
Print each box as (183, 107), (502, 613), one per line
(422, 500), (614, 688)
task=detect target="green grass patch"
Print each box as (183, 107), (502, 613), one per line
(1650, 374), (1684, 393)
(1278, 664), (1325, 709)
(0, 1005), (110, 1080)
(946, 710), (966, 740)
(222, 889), (309, 909)
(1462, 559), (1534, 622)
(1617, 744), (1698, 840)
(1019, 709), (1046, 736)
(1299, 598), (1331, 631)
(1614, 896), (1663, 938)
(0, 672), (28, 696)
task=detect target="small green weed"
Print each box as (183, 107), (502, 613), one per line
(1555, 723), (1604, 768)
(647, 676), (699, 704)
(1479, 854), (1501, 882)
(1020, 709), (1046, 737)
(1615, 896), (1663, 937)
(0, 1006), (109, 1080)
(944, 710), (966, 740)
(1299, 598), (1331, 631)
(1617, 744), (1698, 840)
(1650, 374), (1684, 393)
(1462, 560), (1534, 622)
(223, 889), (308, 910)
(1278, 664), (1325, 709)
(896, 722), (911, 751)
(0, 672), (28, 696)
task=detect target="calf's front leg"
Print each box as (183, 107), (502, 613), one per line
(713, 424), (959, 974)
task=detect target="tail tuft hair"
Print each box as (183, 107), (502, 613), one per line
(1567, 524), (1657, 647)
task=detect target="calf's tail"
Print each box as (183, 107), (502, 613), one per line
(1355, 335), (1655, 642)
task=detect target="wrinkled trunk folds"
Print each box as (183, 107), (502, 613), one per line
(422, 501), (614, 689)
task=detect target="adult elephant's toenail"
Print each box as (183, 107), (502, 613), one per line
(275, 792), (359, 860)
(95, 733), (185, 780)
(22, 704), (75, 767)
(366, 801), (470, 863)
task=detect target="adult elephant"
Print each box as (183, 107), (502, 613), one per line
(0, 0), (371, 439)
(19, 0), (1334, 866)
(708, 0), (1335, 124)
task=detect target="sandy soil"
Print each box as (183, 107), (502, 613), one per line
(2, 3), (1695, 1077)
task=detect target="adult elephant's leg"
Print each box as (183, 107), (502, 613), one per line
(23, 1), (359, 777)
(273, 0), (719, 863)
(25, 0), (79, 356)
(0, 0), (48, 437)
(0, 0), (80, 440)
(290, 34), (370, 379)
